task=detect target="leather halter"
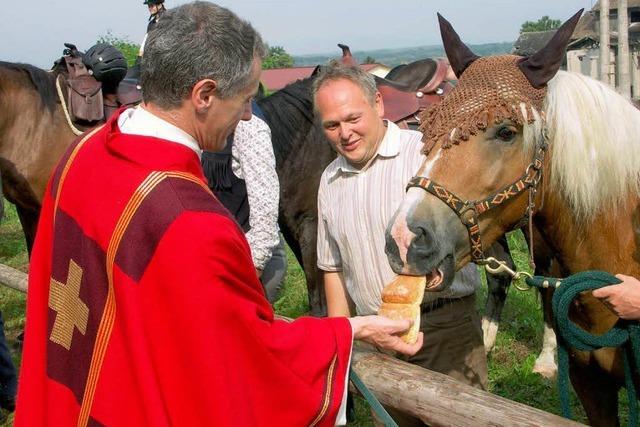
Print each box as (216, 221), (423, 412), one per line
(406, 132), (548, 264)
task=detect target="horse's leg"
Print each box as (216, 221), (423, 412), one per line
(532, 287), (558, 378)
(482, 236), (512, 354)
(527, 227), (561, 379)
(298, 216), (326, 317)
(569, 357), (620, 427)
(15, 205), (39, 258)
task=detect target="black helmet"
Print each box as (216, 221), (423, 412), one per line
(143, 0), (164, 4)
(83, 43), (128, 87)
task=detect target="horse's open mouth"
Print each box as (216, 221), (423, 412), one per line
(423, 255), (455, 292)
(425, 269), (443, 290)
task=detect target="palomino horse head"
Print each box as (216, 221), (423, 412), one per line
(385, 11), (583, 291)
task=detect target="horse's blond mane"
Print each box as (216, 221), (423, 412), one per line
(523, 70), (640, 223)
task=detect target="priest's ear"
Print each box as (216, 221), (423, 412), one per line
(191, 78), (218, 113)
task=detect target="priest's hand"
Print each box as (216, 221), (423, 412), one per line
(348, 316), (423, 356)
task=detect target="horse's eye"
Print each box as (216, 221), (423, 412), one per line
(496, 126), (516, 142)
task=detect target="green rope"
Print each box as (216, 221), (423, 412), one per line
(525, 271), (640, 426)
(349, 368), (398, 427)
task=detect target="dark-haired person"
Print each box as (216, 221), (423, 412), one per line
(202, 101), (286, 303)
(137, 0), (167, 59)
(14, 3), (421, 425)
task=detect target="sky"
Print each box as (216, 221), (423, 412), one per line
(2, 0), (596, 68)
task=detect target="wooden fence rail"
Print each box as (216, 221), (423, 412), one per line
(0, 263), (26, 293)
(351, 350), (584, 426)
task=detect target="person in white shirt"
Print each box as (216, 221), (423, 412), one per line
(201, 101), (286, 303)
(313, 64), (487, 426)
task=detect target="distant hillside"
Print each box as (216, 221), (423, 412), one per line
(293, 42), (513, 67)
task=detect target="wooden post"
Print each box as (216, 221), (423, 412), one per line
(619, 0), (631, 97)
(600, 0), (611, 84)
(351, 350), (586, 427)
(0, 264), (27, 293)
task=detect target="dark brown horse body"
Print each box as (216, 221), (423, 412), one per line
(386, 11), (638, 425)
(0, 62), (76, 253)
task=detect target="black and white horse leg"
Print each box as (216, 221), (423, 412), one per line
(532, 287), (558, 378)
(482, 236), (514, 354)
(525, 226), (559, 378)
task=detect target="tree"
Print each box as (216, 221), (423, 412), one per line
(262, 45), (294, 69)
(520, 16), (561, 33)
(363, 56), (377, 64)
(97, 32), (140, 67)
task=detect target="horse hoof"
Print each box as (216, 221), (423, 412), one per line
(532, 361), (557, 379)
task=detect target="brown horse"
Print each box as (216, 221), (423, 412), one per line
(0, 62), (77, 254)
(386, 11), (640, 426)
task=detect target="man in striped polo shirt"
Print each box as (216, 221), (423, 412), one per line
(314, 65), (487, 425)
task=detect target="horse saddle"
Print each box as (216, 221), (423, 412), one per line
(377, 58), (454, 126)
(336, 44), (455, 128)
(60, 54), (104, 123)
(55, 43), (142, 125)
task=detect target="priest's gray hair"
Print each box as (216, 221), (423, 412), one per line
(141, 1), (265, 109)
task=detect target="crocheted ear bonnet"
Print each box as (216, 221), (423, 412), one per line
(420, 55), (546, 152)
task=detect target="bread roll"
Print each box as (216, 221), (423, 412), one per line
(378, 275), (426, 344)
(378, 302), (421, 344)
(381, 275), (427, 305)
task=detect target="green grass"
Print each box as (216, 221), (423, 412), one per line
(0, 203), (28, 425)
(0, 202), (629, 425)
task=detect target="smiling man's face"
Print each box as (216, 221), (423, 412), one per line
(315, 78), (386, 168)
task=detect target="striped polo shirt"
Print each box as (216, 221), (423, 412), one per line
(317, 121), (479, 315)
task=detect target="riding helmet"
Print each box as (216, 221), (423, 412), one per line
(83, 43), (128, 86)
(143, 0), (164, 4)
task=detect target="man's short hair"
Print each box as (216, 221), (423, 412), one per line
(312, 64), (378, 107)
(141, 1), (265, 109)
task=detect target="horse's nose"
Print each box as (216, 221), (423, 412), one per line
(385, 233), (404, 272)
(406, 225), (437, 272)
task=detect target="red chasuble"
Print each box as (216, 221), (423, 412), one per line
(15, 112), (352, 426)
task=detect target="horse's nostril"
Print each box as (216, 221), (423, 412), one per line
(407, 226), (436, 269)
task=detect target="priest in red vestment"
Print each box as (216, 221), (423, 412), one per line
(14, 3), (422, 426)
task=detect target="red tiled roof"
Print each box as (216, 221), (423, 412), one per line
(261, 63), (386, 91)
(361, 63), (382, 71)
(261, 67), (316, 91)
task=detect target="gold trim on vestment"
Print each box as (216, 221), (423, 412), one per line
(309, 354), (338, 427)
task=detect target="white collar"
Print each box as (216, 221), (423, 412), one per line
(118, 106), (203, 159)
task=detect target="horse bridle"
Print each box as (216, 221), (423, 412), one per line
(405, 130), (549, 265)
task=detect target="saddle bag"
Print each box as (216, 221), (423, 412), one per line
(64, 56), (104, 122)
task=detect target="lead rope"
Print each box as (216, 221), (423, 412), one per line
(349, 368), (398, 427)
(485, 259), (640, 426)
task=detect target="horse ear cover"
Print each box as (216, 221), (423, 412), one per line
(437, 13), (479, 78)
(518, 9), (584, 89)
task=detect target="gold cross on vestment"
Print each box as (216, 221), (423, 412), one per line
(49, 259), (89, 351)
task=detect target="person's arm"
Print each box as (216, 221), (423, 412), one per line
(233, 117), (280, 271)
(323, 271), (351, 317)
(592, 274), (640, 320)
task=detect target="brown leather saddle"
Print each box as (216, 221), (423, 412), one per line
(54, 43), (142, 128)
(337, 44), (455, 128)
